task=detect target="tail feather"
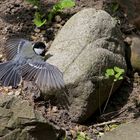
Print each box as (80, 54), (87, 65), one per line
(0, 61), (21, 87)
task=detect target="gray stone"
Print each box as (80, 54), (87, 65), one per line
(0, 94), (65, 140)
(46, 8), (126, 122)
(99, 119), (140, 140)
(128, 35), (140, 71)
(0, 93), (15, 108)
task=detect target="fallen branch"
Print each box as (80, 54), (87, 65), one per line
(93, 120), (121, 127)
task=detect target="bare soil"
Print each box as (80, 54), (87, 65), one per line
(0, 0), (140, 139)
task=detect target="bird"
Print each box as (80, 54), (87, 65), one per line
(0, 38), (64, 93)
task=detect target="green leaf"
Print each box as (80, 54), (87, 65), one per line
(114, 73), (124, 81)
(53, 3), (62, 11)
(105, 73), (109, 78)
(53, 0), (75, 12)
(115, 73), (121, 79)
(118, 76), (123, 80)
(106, 69), (115, 77)
(114, 66), (124, 81)
(33, 12), (46, 27)
(59, 0), (75, 9)
(49, 0), (75, 22)
(114, 66), (124, 74)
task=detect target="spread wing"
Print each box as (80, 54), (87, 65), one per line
(5, 38), (30, 60)
(0, 61), (21, 87)
(21, 61), (65, 92)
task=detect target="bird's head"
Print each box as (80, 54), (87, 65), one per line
(33, 42), (46, 56)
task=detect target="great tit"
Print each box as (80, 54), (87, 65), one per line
(0, 38), (64, 92)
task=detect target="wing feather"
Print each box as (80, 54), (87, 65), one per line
(5, 38), (30, 60)
(0, 62), (21, 87)
(21, 62), (64, 92)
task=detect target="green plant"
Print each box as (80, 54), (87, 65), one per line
(25, 0), (75, 27)
(105, 66), (124, 82)
(103, 66), (124, 113)
(33, 12), (47, 27)
(25, 0), (46, 27)
(48, 0), (75, 22)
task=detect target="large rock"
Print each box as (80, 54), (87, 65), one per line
(99, 119), (140, 140)
(0, 94), (65, 140)
(128, 35), (140, 71)
(116, 0), (140, 29)
(46, 8), (126, 123)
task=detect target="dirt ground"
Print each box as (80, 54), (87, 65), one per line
(0, 0), (140, 139)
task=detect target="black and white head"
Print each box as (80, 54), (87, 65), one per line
(32, 42), (46, 56)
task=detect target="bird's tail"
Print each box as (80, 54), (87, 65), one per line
(0, 61), (21, 87)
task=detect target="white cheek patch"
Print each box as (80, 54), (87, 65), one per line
(34, 48), (44, 55)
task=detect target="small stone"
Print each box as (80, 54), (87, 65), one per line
(31, 35), (37, 40)
(60, 20), (66, 25)
(3, 87), (9, 92)
(41, 30), (46, 35)
(0, 54), (3, 59)
(52, 106), (58, 113)
(34, 28), (40, 33)
(133, 83), (137, 88)
(11, 8), (17, 14)
(41, 37), (48, 42)
(55, 15), (62, 22)
(8, 91), (14, 95)
(53, 23), (62, 28)
(46, 27), (53, 33)
(8, 86), (12, 89)
(33, 6), (38, 9)
(15, 90), (21, 96)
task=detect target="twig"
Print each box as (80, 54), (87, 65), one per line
(93, 119), (120, 127)
(93, 115), (135, 128)
(100, 108), (127, 119)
